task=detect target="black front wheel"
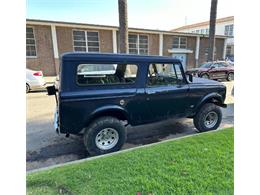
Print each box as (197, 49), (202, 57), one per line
(83, 116), (127, 156)
(227, 72), (234, 81)
(193, 103), (222, 132)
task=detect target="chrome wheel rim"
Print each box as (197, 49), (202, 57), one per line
(204, 111), (218, 128)
(95, 128), (119, 150)
(228, 73), (234, 80)
(26, 84), (29, 93)
(202, 74), (209, 79)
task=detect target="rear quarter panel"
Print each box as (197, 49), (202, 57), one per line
(59, 88), (142, 134)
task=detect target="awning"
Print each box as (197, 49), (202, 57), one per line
(168, 48), (193, 54)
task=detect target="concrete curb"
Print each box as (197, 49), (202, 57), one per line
(27, 127), (233, 174)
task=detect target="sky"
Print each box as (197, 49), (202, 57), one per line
(26, 0), (234, 30)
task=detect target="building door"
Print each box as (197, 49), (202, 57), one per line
(172, 54), (187, 70)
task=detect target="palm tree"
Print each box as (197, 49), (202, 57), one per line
(118, 0), (128, 53)
(208, 0), (218, 61)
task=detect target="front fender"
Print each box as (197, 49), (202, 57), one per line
(195, 92), (226, 111)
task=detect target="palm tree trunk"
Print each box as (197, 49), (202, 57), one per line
(118, 0), (128, 54)
(208, 0), (218, 61)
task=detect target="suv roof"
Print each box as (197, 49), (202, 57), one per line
(61, 52), (182, 64)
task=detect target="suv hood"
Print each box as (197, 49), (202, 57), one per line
(191, 77), (222, 85)
(187, 67), (209, 73)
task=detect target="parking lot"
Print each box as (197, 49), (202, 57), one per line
(26, 81), (234, 171)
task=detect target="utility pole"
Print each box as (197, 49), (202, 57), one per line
(208, 0), (218, 61)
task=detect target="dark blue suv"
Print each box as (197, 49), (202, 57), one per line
(47, 52), (226, 156)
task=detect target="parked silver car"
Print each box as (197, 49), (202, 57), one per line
(26, 68), (46, 93)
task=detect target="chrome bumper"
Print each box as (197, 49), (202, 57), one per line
(54, 108), (60, 134)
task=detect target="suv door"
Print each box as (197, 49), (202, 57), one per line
(144, 63), (190, 121)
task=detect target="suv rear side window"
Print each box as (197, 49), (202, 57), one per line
(77, 64), (138, 85)
(217, 63), (228, 67)
(147, 63), (185, 86)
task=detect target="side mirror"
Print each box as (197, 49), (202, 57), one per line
(210, 65), (216, 69)
(186, 74), (193, 82)
(46, 85), (57, 95)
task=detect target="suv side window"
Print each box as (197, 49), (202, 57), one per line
(77, 64), (138, 85)
(147, 63), (185, 86)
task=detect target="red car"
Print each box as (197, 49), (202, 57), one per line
(186, 61), (234, 81)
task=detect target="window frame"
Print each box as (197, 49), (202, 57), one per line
(76, 63), (139, 87)
(72, 29), (100, 52)
(226, 45), (232, 56)
(26, 26), (37, 58)
(224, 24), (234, 36)
(146, 63), (187, 87)
(128, 34), (149, 55)
(172, 37), (187, 49)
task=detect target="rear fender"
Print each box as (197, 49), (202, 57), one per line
(85, 105), (130, 127)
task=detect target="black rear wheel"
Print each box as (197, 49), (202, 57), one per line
(193, 103), (222, 132)
(83, 116), (126, 156)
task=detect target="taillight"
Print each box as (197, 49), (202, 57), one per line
(33, 71), (42, 76)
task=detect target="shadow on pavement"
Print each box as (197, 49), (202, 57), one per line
(26, 119), (195, 163)
(27, 89), (47, 93)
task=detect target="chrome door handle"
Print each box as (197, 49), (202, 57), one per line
(146, 91), (156, 95)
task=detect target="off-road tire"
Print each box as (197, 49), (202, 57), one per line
(83, 116), (126, 156)
(193, 103), (222, 132)
(227, 72), (234, 81)
(201, 73), (210, 79)
(26, 84), (30, 93)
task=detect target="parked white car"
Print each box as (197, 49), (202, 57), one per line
(26, 68), (46, 93)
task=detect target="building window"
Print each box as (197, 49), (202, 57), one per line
(172, 37), (187, 49)
(201, 29), (205, 34)
(87, 32), (100, 52)
(205, 28), (209, 34)
(224, 24), (234, 36)
(128, 34), (148, 55)
(73, 30), (100, 52)
(195, 30), (200, 33)
(26, 27), (37, 57)
(226, 45), (233, 56)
